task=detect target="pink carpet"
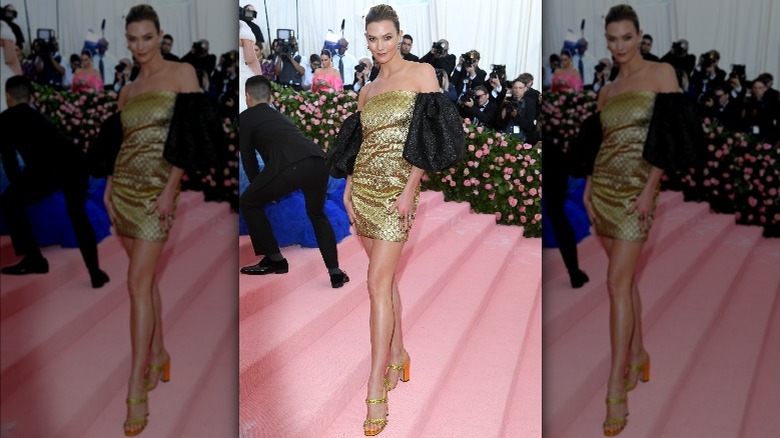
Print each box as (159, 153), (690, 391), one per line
(542, 190), (780, 437)
(0, 192), (238, 437)
(238, 190), (541, 437)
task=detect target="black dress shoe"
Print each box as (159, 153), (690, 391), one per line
(330, 270), (350, 288)
(1, 256), (49, 275)
(240, 257), (289, 275)
(570, 269), (590, 288)
(90, 269), (110, 288)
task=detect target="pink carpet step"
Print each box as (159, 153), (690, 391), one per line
(237, 190), (457, 317)
(0, 205), (236, 437)
(0, 199), (231, 400)
(318, 226), (528, 437)
(83, 235), (237, 437)
(552, 225), (764, 438)
(417, 238), (540, 437)
(238, 210), (496, 404)
(659, 238), (780, 437)
(542, 199), (724, 348)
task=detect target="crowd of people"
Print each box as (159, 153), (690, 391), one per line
(543, 33), (779, 144)
(238, 11), (540, 143)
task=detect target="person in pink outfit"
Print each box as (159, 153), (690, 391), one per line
(551, 49), (583, 93)
(311, 49), (343, 93)
(71, 50), (104, 92)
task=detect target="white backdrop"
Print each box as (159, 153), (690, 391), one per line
(8, 0), (235, 63)
(245, 0), (542, 84)
(542, 0), (780, 81)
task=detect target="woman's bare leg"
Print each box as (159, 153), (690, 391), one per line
(123, 238), (165, 435)
(363, 238), (405, 434)
(602, 238), (644, 435)
(385, 281), (409, 389)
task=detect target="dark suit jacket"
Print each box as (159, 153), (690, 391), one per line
(402, 53), (419, 62)
(420, 52), (456, 76)
(0, 103), (84, 184)
(450, 66), (487, 96)
(464, 100), (499, 129)
(239, 104), (325, 189)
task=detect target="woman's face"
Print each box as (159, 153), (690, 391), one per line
(253, 44), (261, 60)
(125, 19), (162, 64)
(320, 54), (331, 68)
(80, 54), (92, 68)
(365, 20), (400, 64)
(605, 20), (641, 65)
(560, 54), (571, 68)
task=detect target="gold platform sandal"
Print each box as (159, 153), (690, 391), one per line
(383, 357), (411, 391)
(363, 389), (389, 436)
(123, 394), (149, 436)
(624, 354), (650, 391)
(145, 353), (171, 391)
(603, 396), (628, 436)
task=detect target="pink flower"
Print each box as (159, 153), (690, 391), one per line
(529, 188), (537, 196)
(508, 197), (518, 207)
(469, 133), (476, 139)
(475, 150), (483, 158)
(464, 180), (471, 187)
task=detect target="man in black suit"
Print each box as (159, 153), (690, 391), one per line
(0, 75), (108, 287)
(239, 75), (348, 287)
(400, 35), (418, 62)
(450, 50), (487, 99)
(640, 34), (659, 62)
(419, 39), (456, 76)
(460, 85), (498, 130)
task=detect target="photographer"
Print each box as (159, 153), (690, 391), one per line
(459, 85), (498, 129)
(592, 58), (612, 92)
(302, 53), (321, 89)
(689, 50), (726, 100)
(420, 38), (456, 76)
(451, 50), (487, 98)
(273, 35), (304, 90)
(501, 76), (538, 143)
(353, 57), (372, 92)
(435, 67), (457, 101)
(660, 39), (696, 80)
(741, 76), (779, 144)
(699, 83), (741, 131)
(181, 39), (217, 76)
(33, 36), (64, 88)
(112, 58), (132, 92)
(487, 64), (508, 105)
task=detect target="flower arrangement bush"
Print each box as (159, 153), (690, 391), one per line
(543, 90), (780, 237)
(270, 84), (541, 236)
(30, 83), (238, 209)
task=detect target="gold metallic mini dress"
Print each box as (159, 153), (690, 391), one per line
(111, 91), (179, 241)
(351, 90), (419, 242)
(591, 90), (658, 242)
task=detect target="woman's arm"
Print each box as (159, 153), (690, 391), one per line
(2, 38), (22, 75)
(241, 39), (262, 75)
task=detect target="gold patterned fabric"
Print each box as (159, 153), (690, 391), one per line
(111, 91), (179, 241)
(352, 90), (419, 242)
(592, 90), (658, 242)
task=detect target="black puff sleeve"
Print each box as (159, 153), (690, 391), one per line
(163, 93), (223, 171)
(643, 93), (704, 173)
(87, 111), (123, 177)
(327, 111), (362, 178)
(404, 92), (466, 171)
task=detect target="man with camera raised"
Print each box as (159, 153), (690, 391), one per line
(460, 85), (498, 130)
(420, 39), (456, 76)
(660, 39), (696, 80)
(451, 50), (487, 99)
(181, 39), (217, 76)
(500, 75), (538, 144)
(353, 58), (373, 91)
(690, 49), (726, 100)
(33, 36), (64, 88)
(273, 34), (305, 90)
(487, 64), (508, 105)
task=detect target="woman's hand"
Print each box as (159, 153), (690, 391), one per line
(629, 188), (656, 232)
(148, 186), (177, 233)
(583, 177), (596, 226)
(103, 177), (116, 225)
(389, 189), (416, 232)
(343, 178), (356, 227)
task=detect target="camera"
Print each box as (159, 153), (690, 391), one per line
(355, 63), (366, 73)
(192, 40), (207, 56)
(502, 95), (521, 113)
(671, 41), (684, 54)
(239, 6), (257, 21)
(277, 29), (296, 57)
(595, 62), (606, 73)
(701, 51), (717, 69)
(432, 41), (446, 56)
(458, 89), (477, 105)
(115, 63), (126, 72)
(462, 52), (477, 68)
(2, 7), (17, 20)
(489, 64), (506, 81)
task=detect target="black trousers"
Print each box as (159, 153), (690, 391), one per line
(0, 164), (100, 272)
(544, 163), (581, 276)
(240, 156), (338, 269)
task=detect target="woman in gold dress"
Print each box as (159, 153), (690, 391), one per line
(102, 5), (201, 436)
(582, 5), (681, 436)
(330, 4), (464, 435)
